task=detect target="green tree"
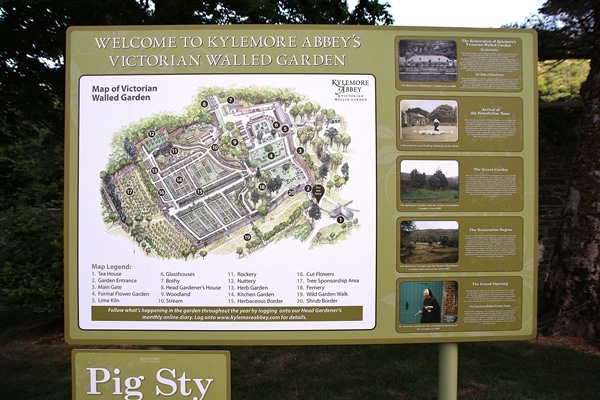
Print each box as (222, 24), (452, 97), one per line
(400, 220), (417, 244)
(258, 204), (269, 217)
(0, 208), (63, 313)
(538, 59), (589, 101)
(250, 188), (260, 205)
(324, 127), (339, 145)
(311, 137), (325, 153)
(304, 101), (314, 119)
(327, 180), (335, 193)
(440, 235), (450, 247)
(0, 0), (393, 314)
(124, 137), (139, 160)
(429, 104), (457, 124)
(289, 104), (300, 121)
(409, 168), (427, 189)
(334, 175), (346, 190)
(511, 2), (593, 61)
(341, 162), (350, 182)
(338, 133), (352, 151)
(267, 176), (283, 193)
(429, 168), (448, 190)
(348, 0), (394, 24)
(297, 130), (309, 146)
(427, 175), (441, 190)
(308, 202), (321, 221)
(400, 221), (416, 249)
(318, 163), (330, 182)
(330, 153), (344, 171)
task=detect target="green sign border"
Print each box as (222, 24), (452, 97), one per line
(65, 25), (537, 345)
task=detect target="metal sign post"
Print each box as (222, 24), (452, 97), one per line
(438, 342), (458, 400)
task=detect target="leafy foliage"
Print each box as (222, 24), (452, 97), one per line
(429, 104), (457, 124)
(508, 0), (595, 60)
(538, 59), (589, 102)
(0, 207), (63, 312)
(308, 202), (321, 221)
(0, 0), (388, 313)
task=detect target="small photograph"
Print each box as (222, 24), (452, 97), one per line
(399, 281), (458, 324)
(399, 39), (458, 82)
(400, 99), (458, 142)
(399, 160), (459, 203)
(399, 220), (459, 264)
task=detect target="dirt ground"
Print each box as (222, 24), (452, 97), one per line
(401, 242), (459, 264)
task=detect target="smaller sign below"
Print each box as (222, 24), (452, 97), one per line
(72, 350), (230, 400)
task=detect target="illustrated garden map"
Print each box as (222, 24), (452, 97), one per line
(95, 78), (372, 259)
(76, 74), (377, 331)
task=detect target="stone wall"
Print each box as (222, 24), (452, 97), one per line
(442, 281), (458, 318)
(537, 105), (581, 288)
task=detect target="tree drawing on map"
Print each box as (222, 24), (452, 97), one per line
(99, 86), (359, 259)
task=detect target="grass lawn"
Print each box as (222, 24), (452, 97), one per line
(401, 189), (459, 203)
(1, 308), (599, 399)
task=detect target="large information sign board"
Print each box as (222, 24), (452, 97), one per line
(65, 25), (537, 344)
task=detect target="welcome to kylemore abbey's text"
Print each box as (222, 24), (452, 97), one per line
(93, 34), (363, 67)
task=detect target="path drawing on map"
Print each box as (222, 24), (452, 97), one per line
(100, 86), (359, 259)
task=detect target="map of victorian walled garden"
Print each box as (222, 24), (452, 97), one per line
(99, 85), (361, 259)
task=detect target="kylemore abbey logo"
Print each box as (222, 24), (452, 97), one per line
(331, 78), (369, 102)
